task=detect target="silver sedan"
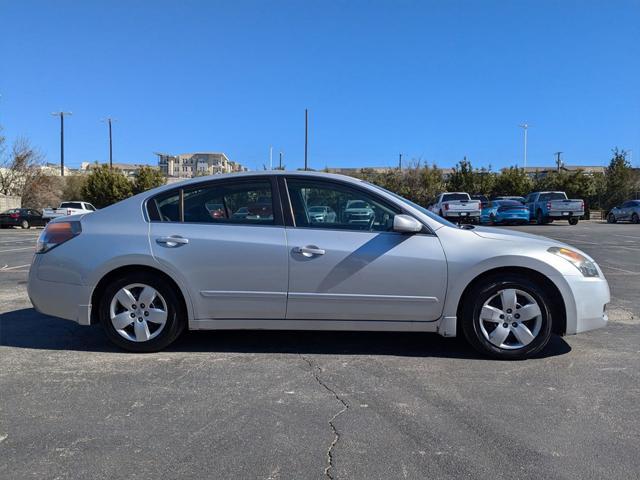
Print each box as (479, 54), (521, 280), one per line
(28, 171), (610, 359)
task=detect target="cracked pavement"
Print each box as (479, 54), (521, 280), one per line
(1, 223), (639, 479)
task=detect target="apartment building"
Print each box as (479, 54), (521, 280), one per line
(156, 152), (247, 178)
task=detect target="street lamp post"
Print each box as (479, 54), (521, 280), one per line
(304, 109), (309, 171)
(518, 123), (530, 169)
(102, 117), (116, 168)
(52, 111), (72, 176)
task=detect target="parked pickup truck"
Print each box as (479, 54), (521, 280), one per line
(525, 191), (584, 225)
(429, 192), (481, 223)
(42, 201), (97, 222)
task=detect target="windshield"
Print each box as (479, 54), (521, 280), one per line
(60, 202), (83, 209)
(347, 200), (369, 209)
(308, 206), (326, 212)
(367, 183), (459, 228)
(540, 192), (567, 201)
(442, 193), (470, 202)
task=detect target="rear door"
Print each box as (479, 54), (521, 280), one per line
(282, 177), (447, 322)
(148, 177), (289, 320)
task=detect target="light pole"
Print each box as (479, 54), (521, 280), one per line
(304, 108), (309, 171)
(102, 117), (116, 168)
(399, 153), (403, 170)
(51, 111), (72, 176)
(279, 151), (283, 170)
(518, 123), (530, 169)
(554, 151), (563, 172)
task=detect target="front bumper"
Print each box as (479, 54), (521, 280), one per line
(559, 274), (610, 335)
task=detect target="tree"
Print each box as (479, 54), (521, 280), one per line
(604, 148), (634, 211)
(491, 166), (532, 197)
(446, 158), (476, 193)
(133, 165), (165, 194)
(82, 163), (132, 208)
(62, 175), (88, 201)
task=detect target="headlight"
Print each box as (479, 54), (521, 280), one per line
(36, 221), (82, 253)
(548, 246), (599, 277)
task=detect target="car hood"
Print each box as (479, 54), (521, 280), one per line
(471, 226), (556, 244)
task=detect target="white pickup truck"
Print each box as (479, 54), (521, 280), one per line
(429, 192), (481, 223)
(42, 201), (97, 222)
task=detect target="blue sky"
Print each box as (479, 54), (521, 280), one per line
(1, 0), (639, 171)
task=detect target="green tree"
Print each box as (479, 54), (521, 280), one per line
(604, 148), (633, 211)
(491, 166), (532, 197)
(62, 175), (87, 201)
(446, 158), (476, 193)
(133, 165), (165, 194)
(82, 163), (132, 208)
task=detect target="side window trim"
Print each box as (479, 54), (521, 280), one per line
(146, 176), (284, 226)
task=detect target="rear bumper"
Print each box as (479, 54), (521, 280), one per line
(444, 211), (481, 218)
(548, 210), (585, 219)
(28, 261), (92, 325)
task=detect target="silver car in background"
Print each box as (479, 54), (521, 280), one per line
(28, 172), (610, 359)
(607, 200), (640, 224)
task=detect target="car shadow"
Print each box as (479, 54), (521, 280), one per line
(0, 308), (572, 360)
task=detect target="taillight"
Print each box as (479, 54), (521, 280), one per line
(546, 202), (551, 210)
(36, 221), (82, 254)
(9, 213), (19, 219)
(67, 208), (72, 216)
(580, 201), (584, 209)
(444, 204), (449, 210)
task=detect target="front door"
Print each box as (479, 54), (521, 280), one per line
(149, 178), (288, 320)
(284, 178), (447, 321)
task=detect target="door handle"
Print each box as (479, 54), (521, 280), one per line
(294, 245), (325, 257)
(156, 236), (189, 248)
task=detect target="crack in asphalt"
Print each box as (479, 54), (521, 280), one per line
(300, 355), (349, 480)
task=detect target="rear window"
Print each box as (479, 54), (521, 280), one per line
(60, 202), (83, 209)
(3, 209), (20, 214)
(495, 200), (522, 207)
(539, 193), (567, 201)
(442, 193), (470, 202)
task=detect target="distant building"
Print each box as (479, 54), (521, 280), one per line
(155, 152), (247, 178)
(79, 162), (153, 177)
(503, 165), (607, 179)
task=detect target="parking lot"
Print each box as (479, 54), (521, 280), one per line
(1, 222), (638, 479)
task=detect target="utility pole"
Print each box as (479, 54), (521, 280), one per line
(279, 151), (283, 170)
(554, 151), (563, 172)
(51, 111), (72, 176)
(102, 117), (116, 168)
(518, 123), (530, 169)
(304, 108), (309, 171)
(399, 153), (403, 170)
(269, 146), (273, 170)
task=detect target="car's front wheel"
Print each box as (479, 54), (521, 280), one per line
(461, 274), (553, 359)
(632, 213), (639, 224)
(607, 213), (617, 223)
(21, 220), (30, 229)
(99, 273), (185, 352)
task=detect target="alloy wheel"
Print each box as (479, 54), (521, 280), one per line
(109, 283), (168, 342)
(478, 288), (543, 350)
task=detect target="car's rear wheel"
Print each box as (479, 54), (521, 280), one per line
(632, 213), (639, 224)
(461, 274), (553, 360)
(568, 217), (579, 225)
(607, 213), (617, 223)
(99, 273), (185, 352)
(21, 220), (30, 229)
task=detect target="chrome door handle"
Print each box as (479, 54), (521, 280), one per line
(156, 236), (189, 248)
(294, 245), (325, 257)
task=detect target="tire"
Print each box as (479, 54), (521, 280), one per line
(632, 213), (639, 225)
(607, 213), (616, 224)
(460, 274), (553, 360)
(568, 217), (579, 225)
(489, 214), (496, 225)
(99, 272), (186, 352)
(21, 220), (30, 229)
(438, 210), (444, 218)
(535, 210), (547, 225)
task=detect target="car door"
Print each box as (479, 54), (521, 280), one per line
(525, 193), (537, 218)
(619, 201), (631, 221)
(283, 177), (447, 322)
(148, 177), (289, 320)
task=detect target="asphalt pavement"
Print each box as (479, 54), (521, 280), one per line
(0, 222), (638, 480)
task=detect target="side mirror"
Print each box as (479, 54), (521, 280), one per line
(393, 214), (422, 233)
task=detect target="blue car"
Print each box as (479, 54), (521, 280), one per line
(480, 200), (530, 225)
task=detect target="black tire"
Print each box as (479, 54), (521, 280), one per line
(607, 213), (616, 224)
(99, 272), (186, 352)
(460, 274), (554, 360)
(632, 213), (639, 224)
(568, 217), (579, 225)
(535, 209), (547, 225)
(21, 220), (30, 229)
(489, 214), (496, 225)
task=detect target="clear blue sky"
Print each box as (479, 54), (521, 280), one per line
(1, 0), (639, 171)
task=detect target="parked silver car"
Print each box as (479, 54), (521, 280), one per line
(28, 172), (610, 359)
(607, 200), (640, 224)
